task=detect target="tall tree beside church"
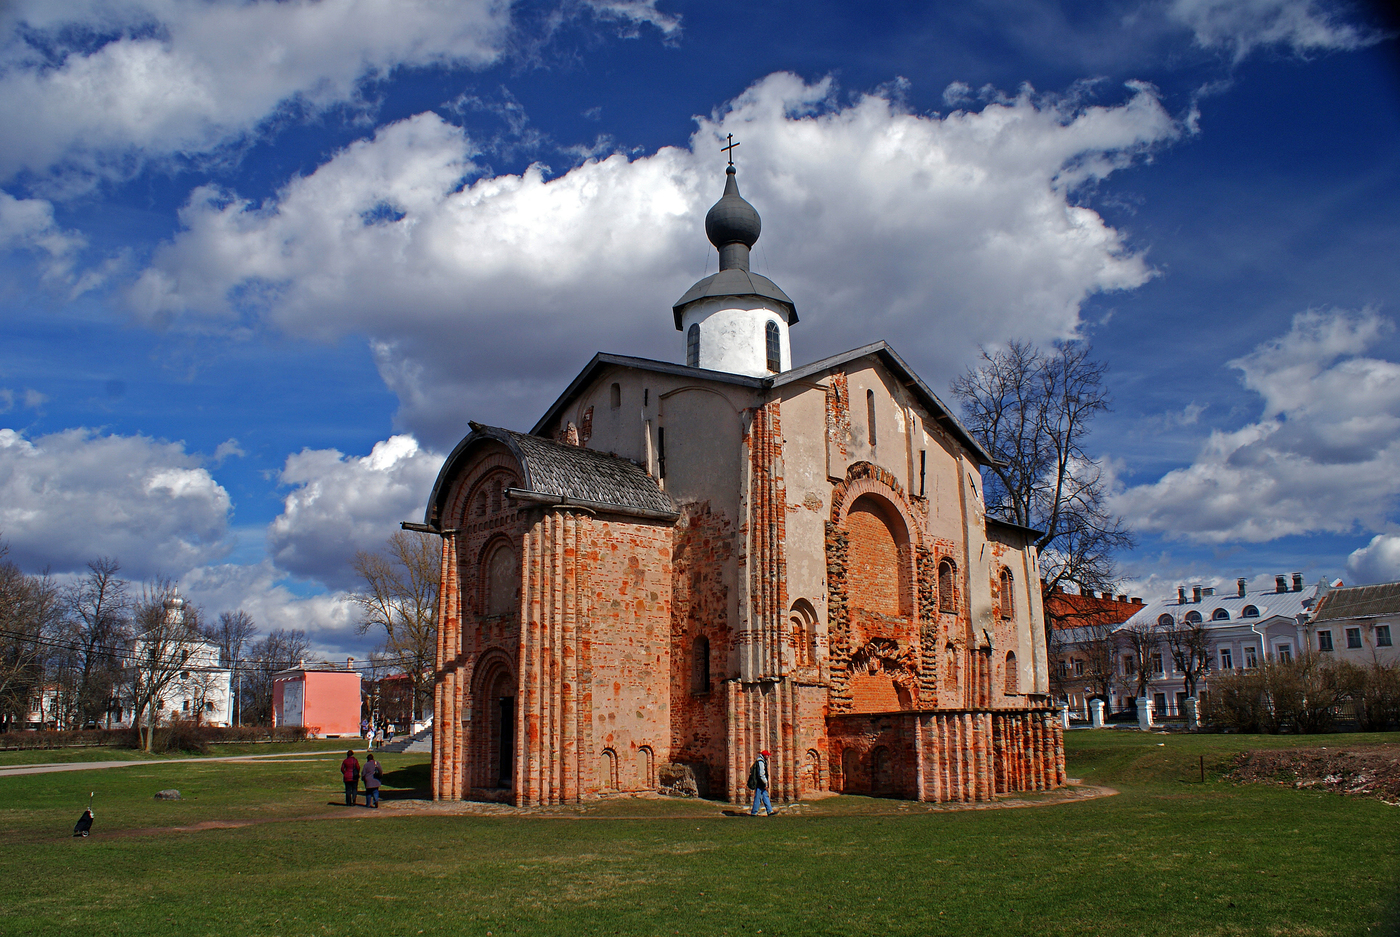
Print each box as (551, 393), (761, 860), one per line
(0, 542), (63, 731)
(353, 531), (438, 723)
(127, 580), (205, 751)
(61, 558), (131, 728)
(951, 341), (1134, 637)
(203, 610), (258, 725)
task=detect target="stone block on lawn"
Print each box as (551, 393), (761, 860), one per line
(154, 789), (181, 800)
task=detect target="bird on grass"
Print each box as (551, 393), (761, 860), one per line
(73, 792), (94, 838)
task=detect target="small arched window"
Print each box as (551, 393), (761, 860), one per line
(999, 568), (1014, 621)
(1184, 610), (1202, 624)
(1004, 651), (1018, 694)
(1241, 605), (1260, 618)
(609, 382), (621, 409)
(1212, 607), (1230, 621)
(601, 749), (619, 790)
(691, 635), (710, 694)
(866, 389), (877, 446)
(938, 559), (957, 613)
(765, 320), (780, 372)
(1158, 614), (1175, 627)
(686, 323), (700, 367)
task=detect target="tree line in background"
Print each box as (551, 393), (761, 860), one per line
(0, 543), (311, 732)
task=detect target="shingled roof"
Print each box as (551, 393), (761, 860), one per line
(425, 423), (677, 527)
(1312, 582), (1400, 622)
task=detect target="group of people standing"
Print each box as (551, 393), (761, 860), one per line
(339, 750), (383, 807)
(359, 719), (395, 750)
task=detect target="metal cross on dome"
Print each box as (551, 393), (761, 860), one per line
(721, 133), (740, 166)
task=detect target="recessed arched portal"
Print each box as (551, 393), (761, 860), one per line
(469, 652), (517, 792)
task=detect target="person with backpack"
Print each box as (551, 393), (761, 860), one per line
(363, 753), (383, 808)
(747, 750), (775, 816)
(340, 750), (360, 806)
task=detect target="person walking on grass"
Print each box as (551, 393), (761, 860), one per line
(340, 750), (360, 806)
(748, 750), (775, 816)
(363, 753), (383, 808)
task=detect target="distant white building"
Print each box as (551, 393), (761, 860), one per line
(1303, 582), (1400, 668)
(116, 596), (233, 728)
(1115, 573), (1327, 717)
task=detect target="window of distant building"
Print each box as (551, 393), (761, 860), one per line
(1158, 614), (1174, 627)
(1123, 655), (1136, 676)
(1219, 648), (1233, 670)
(1212, 608), (1230, 621)
(1276, 644), (1292, 663)
(1244, 646), (1258, 668)
(1151, 654), (1164, 676)
(1153, 692), (1167, 714)
(1073, 659), (1085, 677)
(1346, 627), (1362, 649)
(1241, 605), (1260, 618)
(1318, 630), (1334, 652)
(1184, 610), (1202, 624)
(1378, 625), (1393, 647)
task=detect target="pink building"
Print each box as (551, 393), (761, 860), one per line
(272, 666), (363, 738)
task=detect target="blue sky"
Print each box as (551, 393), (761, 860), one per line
(1, 0), (1397, 658)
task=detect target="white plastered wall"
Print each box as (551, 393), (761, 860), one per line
(679, 297), (792, 377)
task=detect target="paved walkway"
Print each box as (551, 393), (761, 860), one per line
(0, 751), (343, 777)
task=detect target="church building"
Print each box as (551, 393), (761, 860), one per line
(417, 160), (1066, 806)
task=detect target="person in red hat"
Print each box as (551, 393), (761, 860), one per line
(747, 750), (775, 816)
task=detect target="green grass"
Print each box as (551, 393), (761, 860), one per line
(1, 732), (1397, 936)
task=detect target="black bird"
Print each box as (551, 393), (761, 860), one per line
(73, 792), (94, 837)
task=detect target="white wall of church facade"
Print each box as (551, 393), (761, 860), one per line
(774, 382), (833, 680)
(679, 297), (792, 377)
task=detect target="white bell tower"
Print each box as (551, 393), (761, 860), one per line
(673, 149), (796, 377)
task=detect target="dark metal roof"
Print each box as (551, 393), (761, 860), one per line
(671, 268), (796, 328)
(1312, 582), (1400, 622)
(985, 516), (1046, 541)
(531, 343), (993, 466)
(426, 423), (677, 527)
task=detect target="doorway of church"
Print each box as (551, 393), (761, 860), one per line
(497, 696), (515, 787)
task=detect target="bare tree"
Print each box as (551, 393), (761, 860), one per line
(245, 628), (311, 724)
(127, 582), (206, 751)
(62, 558), (130, 728)
(0, 544), (62, 732)
(353, 531), (439, 723)
(952, 341), (1134, 636)
(1122, 619), (1159, 701)
(1164, 618), (1210, 699)
(203, 610), (258, 726)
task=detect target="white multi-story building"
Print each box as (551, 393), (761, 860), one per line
(117, 596), (233, 728)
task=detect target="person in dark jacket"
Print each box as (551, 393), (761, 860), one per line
(340, 751), (360, 806)
(363, 754), (383, 808)
(749, 750), (775, 816)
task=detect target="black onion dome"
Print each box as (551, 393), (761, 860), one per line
(704, 165), (761, 249)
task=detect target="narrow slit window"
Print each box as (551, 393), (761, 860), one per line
(609, 382), (621, 409)
(657, 426), (666, 479)
(866, 389), (876, 446)
(765, 320), (780, 372)
(686, 323), (700, 367)
(919, 450), (926, 497)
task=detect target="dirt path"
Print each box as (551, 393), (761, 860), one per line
(89, 782), (1118, 838)
(0, 751), (343, 777)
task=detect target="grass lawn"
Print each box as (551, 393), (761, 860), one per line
(1, 732), (1397, 936)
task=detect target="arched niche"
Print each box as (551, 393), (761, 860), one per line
(469, 651), (517, 791)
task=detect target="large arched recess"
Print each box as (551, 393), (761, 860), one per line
(468, 650), (518, 793)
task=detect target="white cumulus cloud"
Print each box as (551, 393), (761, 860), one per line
(0, 191), (84, 280)
(267, 434), (442, 589)
(132, 72), (1179, 445)
(1168, 0), (1383, 62)
(0, 0), (509, 188)
(1346, 534), (1400, 585)
(1113, 308), (1400, 543)
(0, 427), (232, 576)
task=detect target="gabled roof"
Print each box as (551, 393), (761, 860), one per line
(531, 341), (992, 465)
(1312, 581), (1400, 622)
(427, 423), (678, 528)
(986, 516), (1045, 541)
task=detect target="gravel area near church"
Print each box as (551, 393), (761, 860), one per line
(1226, 743), (1400, 804)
